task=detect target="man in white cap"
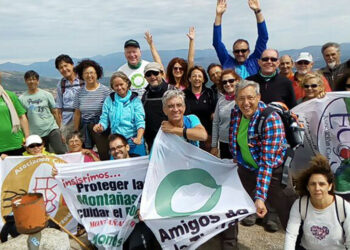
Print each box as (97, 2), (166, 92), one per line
(117, 39), (150, 98)
(142, 62), (169, 149)
(291, 52), (331, 103)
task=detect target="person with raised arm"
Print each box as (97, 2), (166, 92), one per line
(144, 27), (195, 90)
(213, 0), (268, 79)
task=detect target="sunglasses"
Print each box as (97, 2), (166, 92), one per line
(233, 49), (249, 54)
(261, 57), (278, 62)
(297, 60), (310, 65)
(303, 84), (319, 89)
(145, 70), (160, 77)
(222, 79), (236, 85)
(28, 143), (42, 149)
(173, 67), (184, 72)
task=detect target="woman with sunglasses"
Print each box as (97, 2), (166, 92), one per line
(144, 27), (195, 90)
(211, 69), (241, 158)
(93, 71), (146, 156)
(23, 135), (54, 156)
(301, 72), (326, 102)
(184, 66), (216, 152)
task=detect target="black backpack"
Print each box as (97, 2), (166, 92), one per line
(255, 102), (305, 185)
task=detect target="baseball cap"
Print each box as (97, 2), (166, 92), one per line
(25, 135), (43, 147)
(124, 39), (140, 48)
(144, 62), (162, 74)
(296, 52), (313, 62)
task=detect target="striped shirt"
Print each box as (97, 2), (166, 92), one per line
(229, 101), (287, 201)
(73, 84), (111, 122)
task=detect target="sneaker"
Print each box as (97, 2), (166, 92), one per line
(240, 214), (257, 226)
(263, 219), (279, 232)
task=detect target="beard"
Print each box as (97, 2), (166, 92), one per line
(327, 62), (337, 69)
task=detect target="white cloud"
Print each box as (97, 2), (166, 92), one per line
(0, 0), (349, 64)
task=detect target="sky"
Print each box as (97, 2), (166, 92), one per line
(0, 0), (349, 64)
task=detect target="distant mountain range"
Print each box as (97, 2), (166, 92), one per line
(1, 43), (349, 92)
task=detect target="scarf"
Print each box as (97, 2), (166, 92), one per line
(225, 94), (235, 101)
(114, 90), (132, 127)
(0, 85), (21, 133)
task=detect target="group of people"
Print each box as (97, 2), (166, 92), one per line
(1, 0), (350, 249)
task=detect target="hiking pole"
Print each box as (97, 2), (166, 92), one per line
(48, 216), (91, 250)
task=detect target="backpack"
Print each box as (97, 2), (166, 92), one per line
(296, 195), (347, 249)
(255, 102), (305, 185)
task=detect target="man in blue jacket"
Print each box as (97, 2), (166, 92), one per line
(213, 0), (268, 79)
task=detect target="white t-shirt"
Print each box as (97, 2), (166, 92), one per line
(285, 197), (350, 250)
(117, 60), (149, 98)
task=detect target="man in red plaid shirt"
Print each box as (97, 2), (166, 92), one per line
(229, 80), (296, 230)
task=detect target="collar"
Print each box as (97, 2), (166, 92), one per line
(128, 61), (142, 69)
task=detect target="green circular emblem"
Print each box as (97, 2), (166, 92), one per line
(131, 73), (146, 89)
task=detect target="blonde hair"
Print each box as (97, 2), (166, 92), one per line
(302, 72), (324, 89)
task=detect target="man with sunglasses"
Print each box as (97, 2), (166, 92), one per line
(247, 49), (296, 109)
(291, 52), (331, 103)
(117, 39), (150, 99)
(142, 62), (169, 150)
(213, 0), (268, 79)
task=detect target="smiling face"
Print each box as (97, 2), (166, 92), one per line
(279, 55), (293, 76)
(124, 46), (141, 66)
(145, 70), (162, 87)
(82, 66), (98, 86)
(68, 135), (83, 153)
(26, 143), (44, 155)
(296, 60), (314, 75)
(259, 49), (280, 75)
(58, 61), (75, 80)
(322, 46), (341, 69)
(163, 96), (185, 124)
(189, 69), (204, 89)
(236, 86), (260, 120)
(221, 73), (238, 95)
(208, 66), (223, 86)
(109, 138), (130, 160)
(307, 173), (332, 201)
(233, 41), (250, 64)
(172, 62), (184, 79)
(111, 77), (129, 98)
(303, 77), (324, 100)
(25, 77), (39, 92)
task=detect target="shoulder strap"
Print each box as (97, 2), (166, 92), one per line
(334, 195), (346, 241)
(299, 196), (309, 221)
(60, 78), (66, 94)
(255, 106), (276, 138)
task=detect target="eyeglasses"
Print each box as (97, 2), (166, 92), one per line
(145, 70), (160, 77)
(261, 57), (278, 62)
(109, 145), (125, 152)
(233, 49), (249, 54)
(303, 84), (319, 89)
(173, 67), (184, 72)
(28, 143), (42, 149)
(297, 60), (310, 65)
(222, 79), (236, 85)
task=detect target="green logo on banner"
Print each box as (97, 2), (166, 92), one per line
(155, 168), (222, 217)
(131, 73), (146, 89)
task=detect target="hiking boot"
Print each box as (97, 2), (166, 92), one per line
(240, 214), (257, 226)
(263, 212), (279, 232)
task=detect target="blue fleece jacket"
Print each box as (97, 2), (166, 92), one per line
(212, 21), (268, 78)
(99, 91), (145, 139)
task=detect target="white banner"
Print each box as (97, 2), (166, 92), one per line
(292, 92), (350, 195)
(55, 156), (149, 249)
(140, 131), (255, 250)
(0, 153), (83, 231)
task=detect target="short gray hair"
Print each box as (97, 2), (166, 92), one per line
(162, 89), (185, 108)
(321, 42), (340, 54)
(235, 80), (260, 96)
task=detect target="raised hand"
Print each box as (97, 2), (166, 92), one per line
(216, 0), (227, 16)
(187, 27), (195, 41)
(248, 0), (260, 12)
(144, 31), (153, 45)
